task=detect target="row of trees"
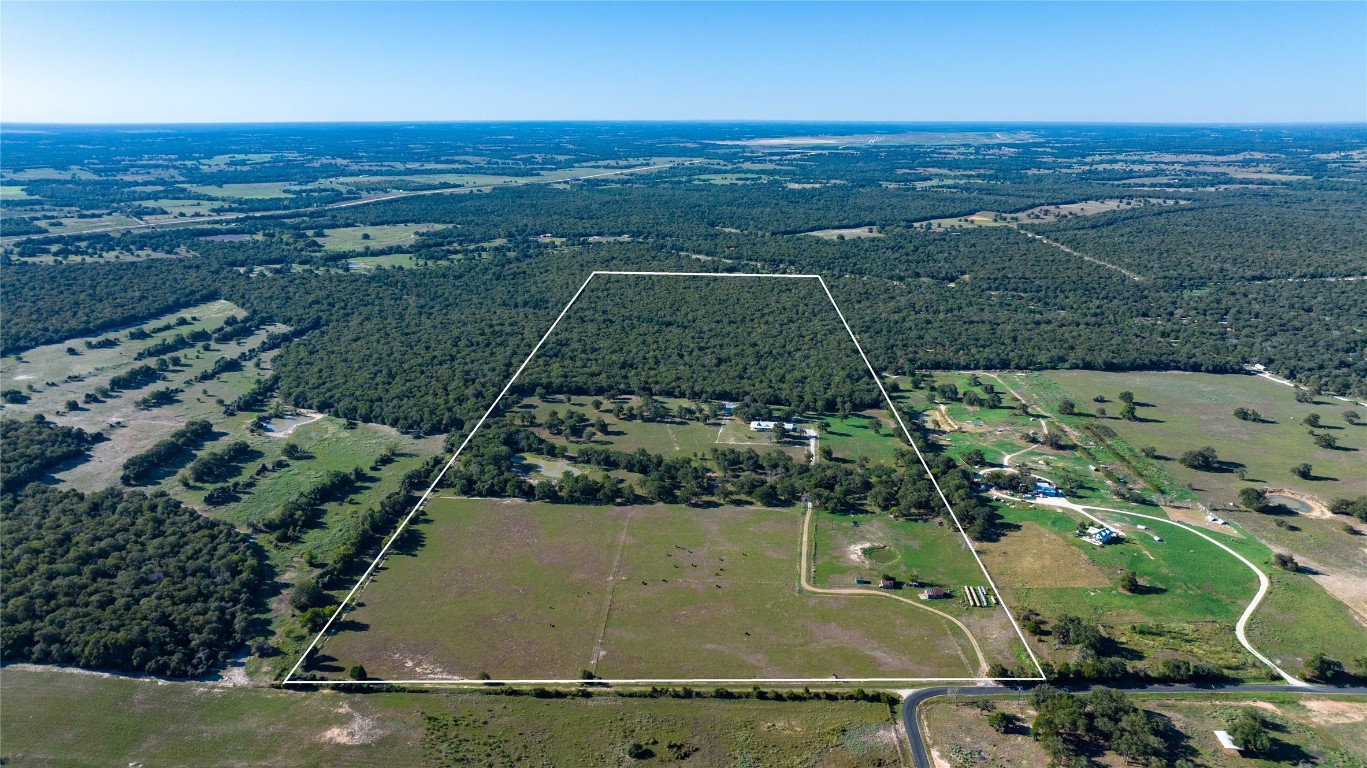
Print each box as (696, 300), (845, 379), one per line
(440, 415), (1004, 538)
(120, 418), (215, 485)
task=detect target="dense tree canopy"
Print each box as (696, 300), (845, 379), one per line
(0, 416), (97, 495)
(0, 486), (266, 677)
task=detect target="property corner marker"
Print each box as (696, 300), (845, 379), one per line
(283, 271), (1048, 686)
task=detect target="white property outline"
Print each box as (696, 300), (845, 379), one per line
(283, 271), (1047, 686)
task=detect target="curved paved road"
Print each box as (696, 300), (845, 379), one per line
(901, 683), (1367, 768)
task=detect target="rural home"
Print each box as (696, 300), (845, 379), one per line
(1082, 526), (1119, 546)
(920, 587), (948, 600)
(750, 420), (797, 432)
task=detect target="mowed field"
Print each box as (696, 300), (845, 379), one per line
(1, 668), (903, 768)
(313, 498), (981, 681)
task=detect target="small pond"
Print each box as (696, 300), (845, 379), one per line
(1266, 494), (1311, 513)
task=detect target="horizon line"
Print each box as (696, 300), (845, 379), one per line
(4, 119), (1365, 128)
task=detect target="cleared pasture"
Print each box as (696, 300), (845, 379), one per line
(1045, 370), (1367, 506)
(318, 223), (434, 251)
(184, 181), (295, 199)
(1, 668), (901, 768)
(311, 498), (982, 681)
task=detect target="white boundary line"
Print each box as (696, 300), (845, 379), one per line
(814, 276), (1047, 681)
(283, 271), (1046, 686)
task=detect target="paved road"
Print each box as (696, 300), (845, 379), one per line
(901, 683), (1367, 768)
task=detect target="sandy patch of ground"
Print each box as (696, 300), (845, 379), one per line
(318, 702), (384, 745)
(930, 748), (952, 768)
(1305, 569), (1367, 630)
(1300, 699), (1367, 725)
(388, 652), (455, 678)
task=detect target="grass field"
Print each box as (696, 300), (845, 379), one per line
(184, 181), (295, 199)
(312, 498), (982, 681)
(2, 166), (99, 180)
(921, 692), (1367, 768)
(0, 184), (32, 199)
(1, 668), (903, 767)
(1041, 370), (1367, 641)
(38, 213), (142, 234)
(1045, 370), (1367, 505)
(978, 503), (1265, 674)
(520, 395), (725, 457)
(817, 411), (905, 465)
(318, 223), (435, 251)
(140, 198), (220, 220)
(808, 508), (1027, 670)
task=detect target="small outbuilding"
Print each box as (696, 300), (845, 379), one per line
(920, 587), (948, 600)
(879, 576), (897, 590)
(1213, 730), (1241, 754)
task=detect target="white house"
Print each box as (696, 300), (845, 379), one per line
(1083, 526), (1119, 546)
(750, 421), (797, 432)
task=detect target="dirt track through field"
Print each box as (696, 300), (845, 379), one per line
(798, 502), (989, 676)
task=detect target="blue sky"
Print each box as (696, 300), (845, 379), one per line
(2, 1), (1363, 123)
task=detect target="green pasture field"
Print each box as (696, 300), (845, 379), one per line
(140, 198), (220, 219)
(1245, 564), (1367, 677)
(979, 503), (1265, 674)
(179, 415), (442, 554)
(1, 668), (902, 768)
(184, 181), (295, 199)
(810, 512), (988, 594)
(520, 395), (724, 457)
(344, 252), (426, 270)
(0, 184), (31, 199)
(39, 213), (142, 234)
(808, 508), (1025, 668)
(989, 504), (1255, 624)
(318, 223), (434, 251)
(1041, 370), (1367, 632)
(1045, 370), (1367, 505)
(200, 152), (282, 166)
(692, 173), (768, 185)
(921, 692), (1367, 768)
(817, 411), (905, 465)
(312, 498), (982, 680)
